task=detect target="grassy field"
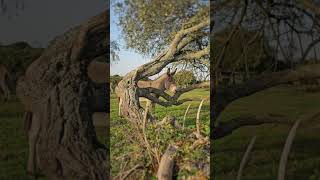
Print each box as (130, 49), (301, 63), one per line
(0, 97), (32, 179)
(2, 85), (319, 179)
(213, 85), (320, 180)
(0, 97), (107, 180)
(110, 88), (210, 178)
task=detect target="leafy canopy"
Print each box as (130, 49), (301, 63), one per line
(114, 0), (209, 56)
(174, 70), (197, 87)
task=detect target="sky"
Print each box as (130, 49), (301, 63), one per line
(0, 0), (107, 47)
(110, 3), (150, 76)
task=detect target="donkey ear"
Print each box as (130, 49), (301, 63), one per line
(167, 68), (171, 75)
(171, 68), (177, 75)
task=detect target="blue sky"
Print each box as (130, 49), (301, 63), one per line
(110, 4), (150, 76)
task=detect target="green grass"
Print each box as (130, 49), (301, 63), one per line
(0, 97), (33, 179)
(110, 88), (210, 178)
(213, 85), (320, 180)
(3, 85), (319, 179)
(0, 97), (108, 180)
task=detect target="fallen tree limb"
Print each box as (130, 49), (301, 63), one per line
(157, 144), (178, 180)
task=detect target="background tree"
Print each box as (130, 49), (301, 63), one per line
(211, 0), (320, 144)
(110, 40), (120, 63)
(211, 2), (320, 178)
(174, 70), (197, 88)
(0, 42), (43, 92)
(110, 74), (122, 93)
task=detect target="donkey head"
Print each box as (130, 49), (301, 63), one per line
(164, 68), (177, 93)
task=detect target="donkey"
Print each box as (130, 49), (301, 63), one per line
(118, 68), (178, 117)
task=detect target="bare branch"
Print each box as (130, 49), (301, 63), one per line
(172, 81), (210, 99)
(136, 18), (209, 79)
(140, 92), (192, 107)
(196, 99), (205, 135)
(301, 36), (320, 62)
(214, 0), (248, 72)
(165, 18), (209, 60)
(278, 118), (301, 180)
(139, 82), (209, 107)
(183, 104), (191, 129)
(175, 46), (209, 62)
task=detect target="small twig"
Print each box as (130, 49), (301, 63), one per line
(196, 99), (205, 135)
(183, 104), (191, 129)
(237, 136), (257, 180)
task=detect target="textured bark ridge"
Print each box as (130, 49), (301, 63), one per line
(16, 11), (108, 179)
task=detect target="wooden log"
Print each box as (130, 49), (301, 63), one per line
(157, 144), (177, 180)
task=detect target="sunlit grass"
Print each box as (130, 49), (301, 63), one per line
(213, 85), (320, 180)
(110, 88), (210, 177)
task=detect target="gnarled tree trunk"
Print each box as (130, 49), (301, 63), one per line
(114, 16), (210, 178)
(17, 11), (109, 179)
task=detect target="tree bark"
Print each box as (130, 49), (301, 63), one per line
(16, 11), (109, 179)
